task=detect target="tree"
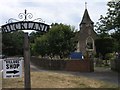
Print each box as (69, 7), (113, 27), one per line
(95, 1), (120, 33)
(95, 0), (120, 52)
(2, 31), (24, 56)
(33, 35), (49, 57)
(48, 23), (77, 59)
(32, 23), (77, 59)
(111, 32), (120, 52)
(95, 37), (115, 65)
(29, 31), (44, 43)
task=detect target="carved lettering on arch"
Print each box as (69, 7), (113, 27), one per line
(1, 21), (49, 33)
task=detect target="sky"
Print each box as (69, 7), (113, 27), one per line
(0, 0), (110, 31)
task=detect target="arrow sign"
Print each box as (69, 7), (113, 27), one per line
(6, 70), (19, 74)
(3, 58), (22, 78)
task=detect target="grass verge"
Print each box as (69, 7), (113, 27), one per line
(2, 71), (118, 88)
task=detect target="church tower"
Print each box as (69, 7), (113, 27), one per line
(76, 4), (97, 55)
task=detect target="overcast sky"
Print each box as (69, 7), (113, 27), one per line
(0, 0), (110, 30)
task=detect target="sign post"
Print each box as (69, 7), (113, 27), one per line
(24, 33), (31, 90)
(1, 10), (49, 89)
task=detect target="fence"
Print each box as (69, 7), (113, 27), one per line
(30, 56), (94, 72)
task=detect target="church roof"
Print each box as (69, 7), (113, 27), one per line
(80, 9), (94, 25)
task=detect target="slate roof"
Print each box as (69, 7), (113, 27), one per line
(80, 9), (94, 25)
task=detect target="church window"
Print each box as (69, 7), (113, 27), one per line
(86, 37), (94, 51)
(76, 41), (80, 52)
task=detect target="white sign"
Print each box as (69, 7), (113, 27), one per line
(3, 58), (22, 78)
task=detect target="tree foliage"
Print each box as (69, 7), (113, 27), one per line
(95, 0), (120, 52)
(95, 1), (120, 34)
(33, 35), (48, 57)
(95, 37), (115, 60)
(2, 31), (24, 56)
(32, 23), (77, 59)
(29, 31), (44, 43)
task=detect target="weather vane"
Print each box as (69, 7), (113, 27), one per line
(85, 2), (87, 9)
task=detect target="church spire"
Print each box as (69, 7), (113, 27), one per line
(80, 3), (94, 25)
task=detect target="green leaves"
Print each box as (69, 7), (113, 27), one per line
(2, 31), (24, 56)
(32, 23), (77, 59)
(95, 1), (120, 53)
(95, 37), (116, 59)
(95, 1), (120, 34)
(34, 35), (48, 57)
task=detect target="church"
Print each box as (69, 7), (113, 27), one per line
(75, 6), (97, 57)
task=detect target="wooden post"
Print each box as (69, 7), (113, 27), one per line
(24, 33), (31, 90)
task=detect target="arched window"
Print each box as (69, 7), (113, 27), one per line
(76, 41), (80, 52)
(86, 37), (94, 51)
